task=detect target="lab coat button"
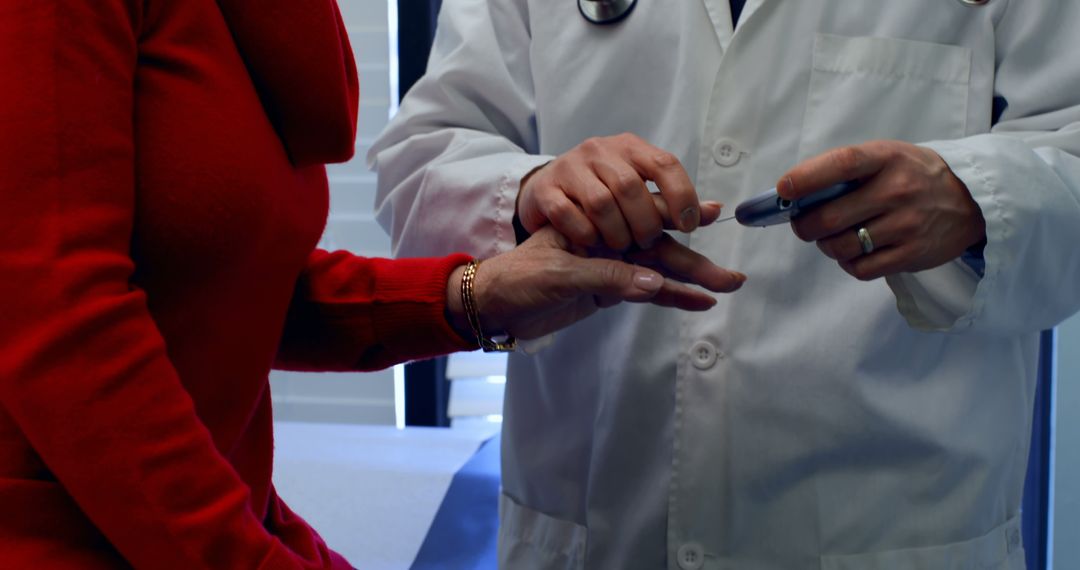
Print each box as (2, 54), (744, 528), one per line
(677, 542), (706, 570)
(690, 340), (718, 370)
(713, 138), (742, 167)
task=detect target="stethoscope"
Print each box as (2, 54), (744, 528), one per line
(578, 0), (637, 25)
(580, 0), (989, 25)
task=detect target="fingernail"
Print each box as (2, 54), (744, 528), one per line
(735, 272), (748, 282)
(777, 176), (794, 198)
(634, 270), (663, 292)
(680, 207), (699, 231)
(703, 200), (723, 210)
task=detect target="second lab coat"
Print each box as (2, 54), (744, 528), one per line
(370, 0), (1080, 568)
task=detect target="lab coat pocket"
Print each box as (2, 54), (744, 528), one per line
(498, 492), (586, 570)
(819, 515), (1025, 570)
(797, 33), (972, 161)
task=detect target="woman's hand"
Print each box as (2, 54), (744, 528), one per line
(446, 227), (745, 342)
(517, 133), (724, 250)
(779, 140), (986, 280)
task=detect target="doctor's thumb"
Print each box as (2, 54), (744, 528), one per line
(570, 258), (664, 301)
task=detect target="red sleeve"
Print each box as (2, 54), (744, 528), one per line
(275, 250), (478, 372)
(0, 3), (314, 568)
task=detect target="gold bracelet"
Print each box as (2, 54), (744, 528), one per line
(461, 260), (517, 353)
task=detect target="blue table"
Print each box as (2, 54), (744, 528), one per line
(411, 434), (501, 569)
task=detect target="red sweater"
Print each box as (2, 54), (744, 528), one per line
(0, 1), (473, 567)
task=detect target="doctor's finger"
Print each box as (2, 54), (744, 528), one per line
(839, 242), (918, 282)
(777, 142), (890, 200)
(625, 234), (746, 293)
(790, 184), (889, 242)
(698, 201), (724, 226)
(650, 196), (724, 229)
(815, 215), (899, 263)
(625, 145), (701, 233)
(593, 161), (664, 248)
(536, 186), (600, 247)
(577, 176), (636, 251)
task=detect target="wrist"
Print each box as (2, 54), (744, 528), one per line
(517, 160), (551, 198)
(451, 260), (517, 352)
(514, 160), (553, 235)
(445, 264), (474, 343)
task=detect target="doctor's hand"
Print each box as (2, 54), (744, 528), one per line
(446, 226), (745, 342)
(778, 140), (987, 281)
(516, 133), (723, 251)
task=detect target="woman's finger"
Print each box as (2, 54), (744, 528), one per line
(640, 280), (717, 311)
(563, 256), (664, 302)
(625, 234), (746, 293)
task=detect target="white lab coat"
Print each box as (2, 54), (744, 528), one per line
(370, 0), (1080, 568)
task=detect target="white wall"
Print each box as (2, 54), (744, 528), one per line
(271, 0), (398, 425)
(1053, 314), (1080, 569)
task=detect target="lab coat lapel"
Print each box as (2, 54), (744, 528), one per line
(733, 0), (770, 31)
(700, 0), (772, 51)
(698, 0), (734, 48)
